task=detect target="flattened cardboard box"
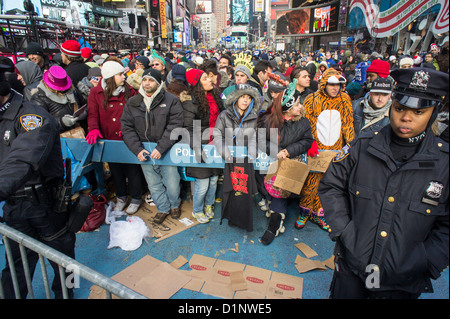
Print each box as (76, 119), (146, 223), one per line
(185, 254), (303, 299)
(88, 255), (191, 299)
(266, 271), (303, 299)
(135, 199), (198, 243)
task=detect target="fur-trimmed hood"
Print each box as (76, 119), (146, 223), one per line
(224, 85), (261, 112)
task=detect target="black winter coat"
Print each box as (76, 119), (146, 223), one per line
(65, 61), (90, 87)
(318, 126), (449, 294)
(258, 113), (314, 158)
(30, 84), (77, 132)
(181, 91), (224, 179)
(120, 85), (184, 156)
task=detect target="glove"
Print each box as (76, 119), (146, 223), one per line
(85, 129), (103, 145)
(61, 114), (78, 127)
(307, 141), (319, 157)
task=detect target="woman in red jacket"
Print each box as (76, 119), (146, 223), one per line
(86, 60), (143, 214)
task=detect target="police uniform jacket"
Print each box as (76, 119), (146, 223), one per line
(120, 84), (184, 156)
(0, 91), (64, 202)
(318, 125), (449, 294)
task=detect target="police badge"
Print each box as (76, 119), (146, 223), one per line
(422, 181), (444, 206)
(333, 144), (351, 162)
(20, 114), (43, 131)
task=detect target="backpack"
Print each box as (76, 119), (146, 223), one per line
(351, 61), (371, 85)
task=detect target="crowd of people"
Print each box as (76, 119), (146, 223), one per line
(0, 38), (448, 299)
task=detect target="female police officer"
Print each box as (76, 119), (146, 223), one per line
(318, 67), (449, 299)
(0, 64), (76, 299)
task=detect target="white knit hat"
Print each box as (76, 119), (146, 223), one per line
(399, 57), (414, 68)
(101, 61), (125, 80)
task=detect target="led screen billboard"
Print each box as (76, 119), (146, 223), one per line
(274, 1), (339, 36)
(231, 0), (250, 24)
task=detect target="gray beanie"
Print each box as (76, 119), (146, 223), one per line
(234, 64), (251, 80)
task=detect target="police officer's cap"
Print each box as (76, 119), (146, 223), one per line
(391, 67), (448, 109)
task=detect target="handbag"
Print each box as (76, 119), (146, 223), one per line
(80, 194), (107, 232)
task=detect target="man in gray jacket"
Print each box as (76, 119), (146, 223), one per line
(121, 68), (184, 224)
(352, 77), (393, 137)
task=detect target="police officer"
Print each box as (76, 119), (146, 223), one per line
(318, 67), (449, 299)
(0, 64), (76, 299)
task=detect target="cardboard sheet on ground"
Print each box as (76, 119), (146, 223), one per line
(184, 254), (303, 299)
(134, 199), (198, 242)
(294, 255), (327, 273)
(88, 255), (191, 299)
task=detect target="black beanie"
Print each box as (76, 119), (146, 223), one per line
(142, 68), (162, 85)
(25, 42), (45, 57)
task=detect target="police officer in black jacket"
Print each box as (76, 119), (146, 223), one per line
(318, 67), (449, 299)
(0, 64), (76, 299)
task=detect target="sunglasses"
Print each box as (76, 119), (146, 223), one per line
(152, 63), (160, 66)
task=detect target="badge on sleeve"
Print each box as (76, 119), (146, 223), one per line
(333, 144), (351, 162)
(422, 181), (444, 206)
(20, 114), (43, 131)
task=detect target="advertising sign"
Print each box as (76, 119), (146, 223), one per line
(196, 0), (213, 13)
(159, 0), (167, 38)
(275, 8), (310, 35)
(232, 0), (250, 24)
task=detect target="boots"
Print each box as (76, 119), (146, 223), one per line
(261, 212), (285, 245)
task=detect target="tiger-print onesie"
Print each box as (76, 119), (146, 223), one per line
(299, 68), (355, 214)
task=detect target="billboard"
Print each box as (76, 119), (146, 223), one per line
(254, 0), (265, 12)
(310, 3), (339, 33)
(232, 0), (250, 24)
(275, 8), (310, 35)
(183, 17), (190, 46)
(196, 0), (213, 13)
(275, 1), (340, 36)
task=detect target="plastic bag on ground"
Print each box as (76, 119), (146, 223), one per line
(105, 201), (126, 224)
(107, 216), (152, 251)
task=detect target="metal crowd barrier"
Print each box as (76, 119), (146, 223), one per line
(0, 222), (146, 299)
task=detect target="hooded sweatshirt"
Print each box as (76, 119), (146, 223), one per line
(15, 60), (42, 101)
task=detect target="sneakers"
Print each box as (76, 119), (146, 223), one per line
(295, 206), (311, 229)
(126, 203), (140, 214)
(145, 194), (155, 206)
(261, 212), (285, 245)
(258, 198), (271, 212)
(309, 209), (329, 231)
(192, 211), (210, 224)
(204, 205), (214, 219)
(114, 198), (127, 212)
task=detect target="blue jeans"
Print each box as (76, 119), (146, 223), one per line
(141, 164), (181, 213)
(192, 175), (219, 214)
